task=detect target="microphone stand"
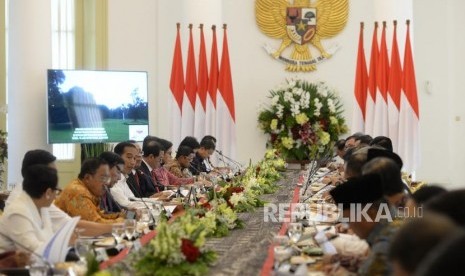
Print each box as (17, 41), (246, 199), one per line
(216, 150), (242, 173)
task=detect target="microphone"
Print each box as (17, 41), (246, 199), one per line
(0, 230), (54, 275)
(215, 150), (242, 175)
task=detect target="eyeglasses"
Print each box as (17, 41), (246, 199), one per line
(53, 188), (62, 196)
(99, 176), (111, 184)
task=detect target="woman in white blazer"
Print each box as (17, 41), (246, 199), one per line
(0, 165), (60, 253)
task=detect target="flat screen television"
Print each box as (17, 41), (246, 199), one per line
(47, 69), (149, 144)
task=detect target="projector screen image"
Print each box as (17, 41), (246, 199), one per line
(47, 69), (149, 144)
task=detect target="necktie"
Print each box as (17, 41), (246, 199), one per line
(151, 170), (160, 193)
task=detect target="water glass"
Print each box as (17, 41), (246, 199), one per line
(288, 222), (303, 243)
(75, 238), (92, 263)
(124, 219), (136, 241)
(112, 223), (125, 244)
(139, 208), (151, 223)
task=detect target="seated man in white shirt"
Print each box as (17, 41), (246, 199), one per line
(110, 142), (164, 209)
(5, 150), (112, 236)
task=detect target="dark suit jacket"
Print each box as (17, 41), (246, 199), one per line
(126, 169), (157, 198)
(139, 162), (165, 192)
(189, 153), (208, 175)
(100, 187), (122, 213)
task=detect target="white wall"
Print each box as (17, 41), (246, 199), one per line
(106, 0), (465, 187)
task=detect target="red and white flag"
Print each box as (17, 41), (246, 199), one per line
(387, 21), (402, 152)
(216, 25), (237, 159)
(182, 25), (197, 139)
(398, 20), (420, 173)
(194, 24), (208, 139)
(206, 26), (218, 137)
(373, 22), (389, 137)
(351, 22), (368, 133)
(365, 22), (379, 136)
(169, 23), (184, 147)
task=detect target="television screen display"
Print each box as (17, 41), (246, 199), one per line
(47, 69), (149, 144)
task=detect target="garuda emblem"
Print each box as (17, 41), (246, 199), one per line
(256, 0), (349, 72)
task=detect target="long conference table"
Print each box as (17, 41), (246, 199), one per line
(99, 171), (300, 275)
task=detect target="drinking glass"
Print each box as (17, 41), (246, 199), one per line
(124, 219), (136, 241)
(75, 238), (92, 264)
(112, 223), (125, 244)
(137, 209), (151, 233)
(288, 222), (303, 243)
(139, 208), (151, 223)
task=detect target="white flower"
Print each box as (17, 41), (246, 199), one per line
(292, 87), (303, 96)
(328, 99), (336, 113)
(300, 92), (310, 109)
(271, 95), (280, 106)
(314, 98), (322, 117)
(288, 80), (297, 88)
(284, 91), (294, 102)
(291, 103), (300, 116)
(276, 105), (284, 118)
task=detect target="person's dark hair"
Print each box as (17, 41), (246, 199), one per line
(335, 139), (346, 151)
(370, 136), (393, 151)
(114, 142), (137, 156)
(179, 136), (200, 150)
(355, 134), (373, 146)
(200, 139), (216, 150)
(157, 138), (173, 152)
(143, 135), (159, 149)
(414, 232), (465, 276)
(425, 189), (465, 227)
(362, 157), (404, 196)
(99, 152), (124, 169)
(78, 158), (108, 180)
(201, 135), (217, 144)
(176, 146), (194, 159)
(23, 164), (58, 199)
(344, 147), (369, 178)
(389, 214), (463, 274)
(143, 140), (162, 157)
(21, 150), (56, 177)
(412, 185), (447, 206)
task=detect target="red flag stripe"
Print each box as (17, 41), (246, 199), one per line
(388, 22), (402, 110)
(185, 25), (197, 109)
(208, 26), (219, 108)
(377, 22), (390, 102)
(198, 25), (208, 111)
(218, 26), (236, 122)
(403, 23), (420, 118)
(169, 24), (184, 111)
(354, 22), (368, 119)
(367, 22), (379, 101)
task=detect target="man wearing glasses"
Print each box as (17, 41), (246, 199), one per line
(55, 158), (125, 224)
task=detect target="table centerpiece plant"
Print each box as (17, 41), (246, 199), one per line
(258, 79), (348, 162)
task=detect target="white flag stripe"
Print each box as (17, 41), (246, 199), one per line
(398, 93), (420, 172)
(194, 95), (206, 138)
(181, 96), (195, 138)
(170, 97), (182, 148)
(373, 92), (388, 137)
(387, 96), (399, 152)
(215, 94), (236, 160)
(364, 95), (376, 135)
(205, 94), (216, 136)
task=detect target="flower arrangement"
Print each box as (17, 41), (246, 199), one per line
(258, 79), (348, 161)
(134, 213), (217, 276)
